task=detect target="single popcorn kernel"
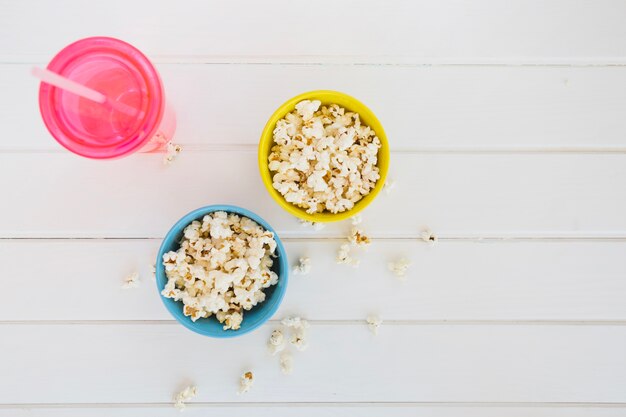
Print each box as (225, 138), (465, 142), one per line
(161, 211), (279, 330)
(298, 219), (325, 230)
(388, 258), (411, 280)
(350, 214), (363, 225)
(164, 142), (182, 165)
(367, 315), (382, 335)
(269, 100), (382, 214)
(292, 257), (311, 275)
(290, 328), (308, 351)
(383, 178), (396, 195)
(280, 351), (294, 375)
(336, 243), (359, 267)
(174, 385), (197, 411)
(281, 316), (310, 351)
(348, 227), (371, 246)
(421, 228), (438, 246)
(238, 371), (254, 394)
(121, 271), (139, 289)
(281, 316), (310, 330)
(268, 329), (286, 355)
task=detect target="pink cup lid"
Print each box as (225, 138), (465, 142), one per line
(38, 37), (165, 159)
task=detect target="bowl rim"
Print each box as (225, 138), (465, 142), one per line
(155, 204), (289, 338)
(258, 90), (390, 223)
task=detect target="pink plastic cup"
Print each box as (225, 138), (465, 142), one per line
(38, 37), (176, 159)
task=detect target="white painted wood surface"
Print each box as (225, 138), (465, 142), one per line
(2, 324), (626, 403)
(5, 64), (626, 151)
(1, 240), (625, 321)
(3, 407), (626, 417)
(1, 0), (626, 415)
(2, 0), (626, 64)
(2, 153), (626, 238)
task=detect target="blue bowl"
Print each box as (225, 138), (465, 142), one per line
(156, 205), (289, 338)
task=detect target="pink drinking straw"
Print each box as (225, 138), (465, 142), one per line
(32, 67), (140, 117)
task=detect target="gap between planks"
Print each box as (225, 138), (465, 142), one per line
(5, 55), (626, 66)
(2, 319), (626, 326)
(2, 237), (626, 241)
(1, 401), (626, 409)
(5, 145), (626, 154)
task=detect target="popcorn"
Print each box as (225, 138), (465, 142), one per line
(268, 329), (286, 356)
(292, 257), (311, 275)
(223, 311), (243, 331)
(269, 101), (382, 214)
(238, 371), (254, 394)
(269, 317), (311, 374)
(367, 315), (382, 335)
(121, 271), (139, 289)
(298, 219), (325, 231)
(348, 227), (371, 246)
(281, 316), (310, 351)
(280, 351), (294, 375)
(161, 212), (279, 330)
(336, 243), (359, 267)
(290, 327), (308, 351)
(350, 214), (363, 225)
(383, 178), (396, 195)
(164, 142), (182, 165)
(295, 99), (321, 121)
(281, 316), (310, 330)
(388, 258), (411, 279)
(174, 385), (197, 411)
(421, 228), (438, 246)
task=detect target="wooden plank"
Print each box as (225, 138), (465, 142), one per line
(1, 404), (625, 417)
(0, 240), (625, 321)
(5, 64), (626, 151)
(0, 153), (625, 237)
(0, 324), (624, 403)
(1, 0), (626, 63)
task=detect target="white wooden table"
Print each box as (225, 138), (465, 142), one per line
(1, 1), (626, 415)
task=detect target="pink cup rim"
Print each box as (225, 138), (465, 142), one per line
(38, 37), (165, 159)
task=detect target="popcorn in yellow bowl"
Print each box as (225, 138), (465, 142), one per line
(259, 91), (390, 222)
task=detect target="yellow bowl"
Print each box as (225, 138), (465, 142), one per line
(258, 90), (390, 223)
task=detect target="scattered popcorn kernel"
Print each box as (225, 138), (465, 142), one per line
(269, 101), (382, 214)
(280, 351), (294, 375)
(421, 228), (438, 245)
(388, 258), (411, 279)
(174, 385), (197, 411)
(238, 371), (254, 394)
(336, 243), (359, 267)
(268, 329), (286, 356)
(298, 219), (326, 231)
(164, 142), (182, 165)
(290, 327), (308, 351)
(367, 315), (382, 335)
(121, 271), (139, 289)
(383, 178), (396, 195)
(161, 212), (279, 330)
(150, 263), (156, 280)
(350, 214), (363, 225)
(281, 316), (310, 330)
(349, 227), (371, 246)
(292, 257), (312, 275)
(270, 316), (311, 374)
(280, 316), (310, 351)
